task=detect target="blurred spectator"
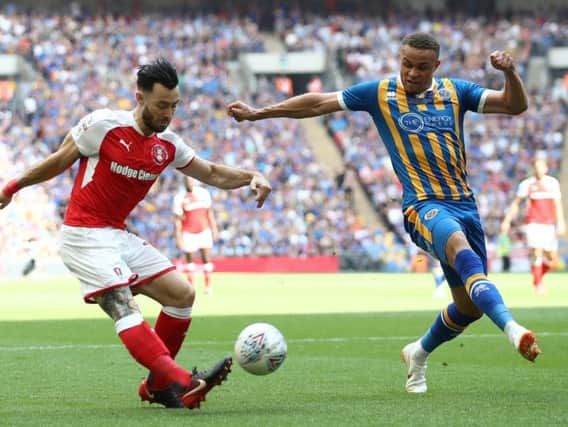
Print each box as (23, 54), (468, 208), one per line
(335, 161), (358, 208)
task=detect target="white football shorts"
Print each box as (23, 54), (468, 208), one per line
(58, 225), (175, 303)
(524, 223), (558, 251)
(180, 229), (213, 253)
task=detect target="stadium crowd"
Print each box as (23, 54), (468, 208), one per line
(0, 10), (395, 270)
(0, 7), (567, 271)
(278, 12), (568, 259)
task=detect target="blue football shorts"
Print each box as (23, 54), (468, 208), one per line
(403, 198), (488, 288)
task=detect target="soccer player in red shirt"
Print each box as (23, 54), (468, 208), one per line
(0, 58), (271, 409)
(501, 156), (566, 294)
(173, 176), (218, 294)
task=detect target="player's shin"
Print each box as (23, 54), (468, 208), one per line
(154, 306), (192, 358)
(116, 313), (190, 389)
(454, 249), (512, 330)
(203, 262), (213, 290)
(420, 303), (481, 353)
(186, 262), (196, 284)
(531, 257), (543, 287)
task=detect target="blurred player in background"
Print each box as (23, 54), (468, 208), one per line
(501, 156), (565, 294)
(174, 176), (218, 294)
(497, 231), (512, 273)
(228, 32), (540, 394)
(409, 248), (447, 298)
(430, 258), (448, 298)
(0, 58), (272, 409)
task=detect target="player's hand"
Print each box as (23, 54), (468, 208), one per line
(227, 101), (258, 122)
(0, 192), (12, 209)
(250, 173), (271, 208)
(557, 223), (566, 237)
(490, 50), (516, 72)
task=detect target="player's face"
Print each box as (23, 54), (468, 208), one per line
(140, 83), (181, 133)
(399, 45), (440, 94)
(534, 159), (548, 178)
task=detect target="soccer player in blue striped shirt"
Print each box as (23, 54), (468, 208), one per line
(227, 32), (540, 393)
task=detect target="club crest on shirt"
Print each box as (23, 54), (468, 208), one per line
(437, 88), (452, 100)
(151, 143), (168, 166)
(424, 208), (439, 220)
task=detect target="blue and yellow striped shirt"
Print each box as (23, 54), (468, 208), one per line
(339, 77), (487, 209)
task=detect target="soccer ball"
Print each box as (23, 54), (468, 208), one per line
(234, 323), (287, 375)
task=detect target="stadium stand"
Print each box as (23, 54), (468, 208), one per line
(278, 12), (568, 269)
(0, 11), (395, 273)
(0, 5), (567, 273)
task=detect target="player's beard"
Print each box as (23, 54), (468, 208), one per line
(142, 106), (169, 133)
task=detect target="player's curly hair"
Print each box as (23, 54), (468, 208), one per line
(137, 57), (179, 91)
(401, 32), (440, 57)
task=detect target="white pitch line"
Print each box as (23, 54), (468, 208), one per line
(0, 331), (566, 352)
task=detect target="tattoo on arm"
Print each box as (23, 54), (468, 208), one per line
(95, 286), (140, 321)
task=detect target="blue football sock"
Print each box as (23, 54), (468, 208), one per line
(453, 249), (513, 330)
(420, 303), (480, 352)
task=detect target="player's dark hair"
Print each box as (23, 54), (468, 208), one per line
(137, 58), (179, 92)
(401, 32), (440, 57)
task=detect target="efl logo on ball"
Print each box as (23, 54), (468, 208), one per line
(234, 323), (287, 376)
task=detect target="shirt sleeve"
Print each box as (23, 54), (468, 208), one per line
(172, 192), (184, 216)
(338, 80), (380, 112)
(516, 179), (529, 198)
(70, 109), (114, 156)
(551, 177), (562, 200)
(451, 79), (488, 113)
(159, 129), (196, 169)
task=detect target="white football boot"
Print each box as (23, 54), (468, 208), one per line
(401, 341), (428, 393)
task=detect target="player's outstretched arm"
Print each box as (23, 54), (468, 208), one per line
(173, 214), (184, 248)
(181, 157), (272, 208)
(482, 50), (528, 115)
(0, 132), (80, 209)
(208, 208), (219, 240)
(227, 92), (342, 122)
(554, 197), (566, 236)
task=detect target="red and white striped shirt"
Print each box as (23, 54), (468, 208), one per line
(173, 186), (212, 233)
(516, 175), (560, 225)
(65, 109), (194, 229)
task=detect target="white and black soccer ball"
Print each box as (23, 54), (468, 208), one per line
(234, 323), (287, 375)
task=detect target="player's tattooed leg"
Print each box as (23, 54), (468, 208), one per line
(95, 286), (141, 321)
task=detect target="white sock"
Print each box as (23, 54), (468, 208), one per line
(504, 321), (528, 348)
(414, 341), (430, 361)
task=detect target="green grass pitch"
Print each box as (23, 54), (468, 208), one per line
(0, 272), (567, 426)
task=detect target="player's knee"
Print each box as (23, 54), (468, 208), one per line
(177, 283), (196, 307)
(444, 231), (471, 265)
(531, 249), (544, 259)
(451, 286), (483, 318)
(164, 280), (195, 308)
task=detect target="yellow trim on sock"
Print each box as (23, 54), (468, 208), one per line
(442, 306), (465, 331)
(465, 273), (486, 295)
